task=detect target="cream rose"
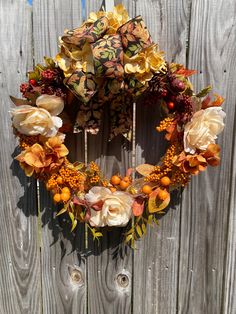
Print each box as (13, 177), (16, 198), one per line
(85, 187), (133, 227)
(11, 105), (62, 137)
(11, 94), (64, 137)
(36, 94), (64, 116)
(184, 107), (226, 154)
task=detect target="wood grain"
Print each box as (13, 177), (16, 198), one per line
(130, 0), (190, 313)
(178, 0), (236, 313)
(85, 2), (133, 313)
(33, 1), (86, 313)
(0, 1), (41, 313)
(1, 1), (236, 313)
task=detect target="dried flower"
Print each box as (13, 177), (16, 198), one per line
(202, 143), (221, 166)
(174, 152), (207, 175)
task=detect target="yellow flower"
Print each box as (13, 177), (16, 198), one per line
(55, 41), (94, 77)
(124, 44), (166, 84)
(87, 4), (129, 34)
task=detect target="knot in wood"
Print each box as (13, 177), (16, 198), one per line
(116, 273), (130, 288)
(69, 267), (84, 286)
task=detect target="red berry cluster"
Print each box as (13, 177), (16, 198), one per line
(20, 83), (29, 94)
(41, 69), (57, 81)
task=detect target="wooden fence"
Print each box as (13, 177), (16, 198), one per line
(0, 0), (235, 313)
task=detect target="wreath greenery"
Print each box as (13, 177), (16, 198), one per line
(10, 5), (225, 246)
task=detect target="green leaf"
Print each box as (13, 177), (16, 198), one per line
(125, 234), (133, 243)
(56, 206), (68, 216)
(94, 232), (103, 238)
(101, 51), (109, 59)
(141, 223), (147, 235)
(129, 45), (138, 52)
(147, 214), (153, 224)
(44, 56), (56, 68)
(136, 225), (143, 238)
(68, 212), (75, 224)
(71, 219), (78, 232)
(196, 85), (212, 98)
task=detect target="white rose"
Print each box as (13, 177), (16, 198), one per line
(36, 94), (64, 116)
(184, 107), (226, 154)
(85, 187), (133, 227)
(11, 105), (62, 137)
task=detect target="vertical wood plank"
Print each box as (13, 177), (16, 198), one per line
(33, 1), (86, 313)
(86, 2), (133, 314)
(178, 1), (236, 313)
(0, 0), (41, 313)
(131, 0), (190, 313)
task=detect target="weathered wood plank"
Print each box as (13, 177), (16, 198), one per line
(131, 0), (189, 313)
(33, 1), (86, 313)
(178, 1), (236, 313)
(86, 1), (133, 313)
(0, 1), (41, 313)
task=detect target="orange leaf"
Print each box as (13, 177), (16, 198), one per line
(202, 94), (224, 109)
(132, 197), (145, 216)
(148, 188), (170, 213)
(211, 94), (224, 107)
(175, 67), (197, 77)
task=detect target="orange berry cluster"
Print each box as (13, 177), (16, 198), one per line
(46, 166), (86, 194)
(89, 161), (100, 173)
(110, 175), (131, 191)
(90, 175), (100, 184)
(53, 187), (71, 203)
(88, 162), (103, 185)
(147, 144), (177, 182)
(18, 134), (39, 150)
(59, 167), (86, 191)
(170, 168), (190, 187)
(156, 117), (174, 132)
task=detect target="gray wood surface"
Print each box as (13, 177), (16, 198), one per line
(0, 1), (41, 313)
(33, 1), (86, 313)
(178, 1), (236, 313)
(0, 0), (235, 313)
(129, 0), (188, 313)
(86, 2), (133, 313)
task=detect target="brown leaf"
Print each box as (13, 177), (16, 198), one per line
(136, 164), (155, 176)
(10, 96), (29, 106)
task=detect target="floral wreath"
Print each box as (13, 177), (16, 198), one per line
(10, 5), (226, 246)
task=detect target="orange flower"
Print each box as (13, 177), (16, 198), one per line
(174, 152), (207, 175)
(16, 143), (51, 177)
(45, 136), (69, 158)
(202, 143), (221, 166)
(16, 136), (69, 177)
